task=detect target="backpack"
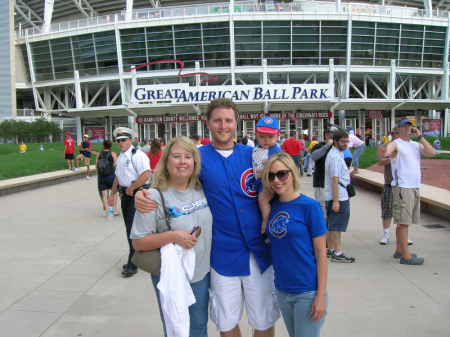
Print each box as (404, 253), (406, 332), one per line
(98, 151), (111, 176)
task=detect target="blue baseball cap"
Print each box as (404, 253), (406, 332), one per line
(255, 116), (280, 135)
(398, 118), (412, 128)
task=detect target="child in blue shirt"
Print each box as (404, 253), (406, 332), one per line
(252, 116), (284, 233)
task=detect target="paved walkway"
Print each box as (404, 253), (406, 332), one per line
(0, 174), (449, 336)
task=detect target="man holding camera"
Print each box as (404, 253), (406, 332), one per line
(377, 119), (435, 265)
(109, 127), (151, 277)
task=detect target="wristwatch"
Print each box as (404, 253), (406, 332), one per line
(417, 135), (423, 141)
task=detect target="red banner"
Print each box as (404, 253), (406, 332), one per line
(136, 112), (332, 123)
(422, 119), (441, 136)
(368, 110), (384, 118)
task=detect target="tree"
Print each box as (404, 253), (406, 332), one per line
(0, 120), (15, 143)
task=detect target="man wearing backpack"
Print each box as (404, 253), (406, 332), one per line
(108, 127), (151, 277)
(95, 140), (118, 218)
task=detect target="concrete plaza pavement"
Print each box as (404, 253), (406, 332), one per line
(0, 175), (449, 337)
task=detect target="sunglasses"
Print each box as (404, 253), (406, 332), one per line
(116, 138), (129, 143)
(268, 170), (291, 182)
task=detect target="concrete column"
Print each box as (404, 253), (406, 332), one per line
(42, 0), (54, 33)
(415, 110), (423, 134)
(229, 0), (236, 85)
(125, 0), (134, 21)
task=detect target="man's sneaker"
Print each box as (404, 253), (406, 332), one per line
(68, 167), (72, 171)
(408, 238), (413, 245)
(73, 168), (79, 172)
(86, 176), (90, 180)
(331, 252), (355, 263)
(379, 232), (389, 245)
(326, 249), (334, 258)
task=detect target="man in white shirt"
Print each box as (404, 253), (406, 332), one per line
(377, 119), (435, 265)
(325, 129), (355, 263)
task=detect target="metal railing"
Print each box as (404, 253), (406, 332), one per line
(15, 1), (449, 39)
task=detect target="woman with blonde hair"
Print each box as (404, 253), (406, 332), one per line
(262, 152), (328, 337)
(131, 136), (212, 337)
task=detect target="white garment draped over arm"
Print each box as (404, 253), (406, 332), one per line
(157, 243), (196, 337)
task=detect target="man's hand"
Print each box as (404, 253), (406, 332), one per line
(411, 127), (421, 138)
(126, 186), (134, 196)
(108, 196), (114, 206)
(332, 200), (340, 213)
(135, 190), (157, 213)
(376, 146), (387, 156)
(326, 139), (333, 146)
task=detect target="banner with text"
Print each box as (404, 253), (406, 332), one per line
(131, 83), (334, 104)
(136, 112), (332, 123)
(422, 119), (441, 136)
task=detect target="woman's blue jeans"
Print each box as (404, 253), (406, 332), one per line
(151, 273), (210, 337)
(352, 143), (366, 168)
(275, 289), (328, 337)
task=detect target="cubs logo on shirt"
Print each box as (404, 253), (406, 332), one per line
(269, 211), (290, 238)
(168, 198), (209, 218)
(240, 168), (257, 197)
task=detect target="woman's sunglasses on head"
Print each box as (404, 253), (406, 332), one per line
(268, 170), (291, 182)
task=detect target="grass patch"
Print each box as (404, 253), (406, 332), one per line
(0, 142), (124, 180)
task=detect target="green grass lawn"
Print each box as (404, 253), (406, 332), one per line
(0, 142), (124, 180)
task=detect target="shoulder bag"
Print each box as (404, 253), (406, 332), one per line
(338, 180), (356, 198)
(131, 187), (172, 276)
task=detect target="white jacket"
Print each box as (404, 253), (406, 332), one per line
(157, 243), (196, 337)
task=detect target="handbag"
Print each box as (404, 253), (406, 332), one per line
(131, 187), (172, 276)
(339, 180), (356, 198)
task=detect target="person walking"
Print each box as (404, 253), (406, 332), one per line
(377, 119), (435, 265)
(63, 132), (75, 170)
(108, 127), (151, 277)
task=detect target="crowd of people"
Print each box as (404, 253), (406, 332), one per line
(61, 97), (435, 337)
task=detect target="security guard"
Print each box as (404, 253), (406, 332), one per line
(109, 127), (151, 277)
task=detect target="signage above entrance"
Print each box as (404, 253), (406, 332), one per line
(131, 83), (334, 104)
(368, 110), (384, 118)
(136, 112), (332, 123)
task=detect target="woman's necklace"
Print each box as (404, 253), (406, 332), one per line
(211, 142), (236, 151)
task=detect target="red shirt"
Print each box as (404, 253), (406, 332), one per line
(201, 138), (211, 146)
(282, 138), (302, 156)
(147, 151), (162, 173)
(64, 137), (75, 154)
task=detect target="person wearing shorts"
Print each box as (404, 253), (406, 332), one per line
(75, 135), (93, 179)
(63, 132), (75, 170)
(324, 129), (355, 263)
(377, 118), (435, 265)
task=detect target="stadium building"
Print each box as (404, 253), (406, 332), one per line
(7, 0), (450, 143)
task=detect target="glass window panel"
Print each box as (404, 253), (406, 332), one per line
(375, 52), (398, 59)
(175, 30), (201, 39)
(399, 60), (421, 67)
(377, 23), (400, 30)
(423, 54), (444, 61)
(425, 32), (445, 40)
(352, 35), (374, 43)
(235, 27), (261, 35)
(263, 27), (290, 35)
(293, 43), (319, 50)
(423, 46), (444, 54)
(235, 35), (261, 43)
(267, 58), (290, 66)
(175, 37), (202, 46)
(402, 24), (422, 31)
(375, 59), (391, 66)
(377, 29), (400, 37)
(263, 50), (290, 58)
(293, 27), (319, 35)
(293, 58), (319, 65)
(423, 61), (442, 68)
(203, 22), (229, 29)
(174, 23), (200, 31)
(322, 35), (346, 43)
(351, 58), (373, 66)
(376, 37), (399, 45)
(400, 45), (422, 53)
(203, 36), (229, 45)
(424, 39), (446, 47)
(321, 51), (346, 58)
(236, 50), (262, 58)
(235, 21), (261, 28)
(353, 21), (375, 28)
(400, 53), (421, 60)
(321, 27), (347, 35)
(204, 44), (229, 52)
(263, 42), (290, 50)
(292, 35), (319, 43)
(292, 50), (319, 58)
(352, 28), (375, 36)
(264, 35), (290, 43)
(20, 45), (31, 82)
(206, 59), (231, 67)
(322, 21), (347, 27)
(235, 43), (261, 51)
(401, 30), (423, 38)
(322, 43), (347, 50)
(401, 38), (423, 46)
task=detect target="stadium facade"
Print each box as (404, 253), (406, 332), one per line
(10, 0), (450, 143)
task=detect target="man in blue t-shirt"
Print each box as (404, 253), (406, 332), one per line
(75, 135), (92, 180)
(135, 98), (279, 337)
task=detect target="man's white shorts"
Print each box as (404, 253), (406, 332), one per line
(314, 187), (326, 216)
(209, 253), (280, 332)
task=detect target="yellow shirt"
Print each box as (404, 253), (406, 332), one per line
(382, 136), (390, 144)
(309, 140), (319, 150)
(19, 144), (27, 152)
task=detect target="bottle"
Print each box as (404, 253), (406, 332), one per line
(108, 207), (114, 221)
(433, 130), (441, 155)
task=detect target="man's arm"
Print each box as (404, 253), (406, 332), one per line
(378, 157), (391, 166)
(331, 176), (340, 213)
(412, 128), (436, 157)
(108, 177), (119, 206)
(127, 170), (151, 196)
(377, 141), (397, 158)
(310, 141), (332, 162)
